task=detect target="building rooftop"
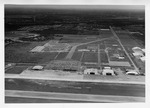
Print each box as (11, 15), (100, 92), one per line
(32, 65), (43, 70)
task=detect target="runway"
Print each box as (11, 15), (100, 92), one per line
(5, 78), (145, 97)
(5, 90), (145, 103)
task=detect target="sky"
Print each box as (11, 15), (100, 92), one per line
(5, 5), (144, 11)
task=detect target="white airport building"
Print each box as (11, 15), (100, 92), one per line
(102, 67), (115, 75)
(84, 68), (99, 75)
(32, 65), (44, 70)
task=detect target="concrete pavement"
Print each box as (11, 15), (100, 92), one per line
(5, 90), (145, 103)
(5, 73), (145, 85)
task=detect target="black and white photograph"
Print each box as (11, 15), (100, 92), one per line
(1, 0), (150, 106)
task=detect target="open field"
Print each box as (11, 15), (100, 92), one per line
(5, 31), (29, 38)
(83, 63), (98, 68)
(60, 38), (97, 43)
(99, 29), (113, 38)
(55, 52), (68, 60)
(44, 59), (81, 70)
(124, 25), (145, 46)
(114, 32), (142, 47)
(71, 52), (82, 61)
(100, 52), (109, 64)
(59, 34), (100, 43)
(104, 39), (119, 45)
(100, 44), (105, 50)
(62, 34), (99, 38)
(82, 52), (98, 63)
(5, 66), (29, 74)
(78, 30), (99, 35)
(5, 41), (58, 63)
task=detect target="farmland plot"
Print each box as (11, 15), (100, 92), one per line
(55, 52), (68, 60)
(82, 52), (98, 63)
(100, 52), (109, 63)
(5, 66), (29, 74)
(71, 52), (82, 61)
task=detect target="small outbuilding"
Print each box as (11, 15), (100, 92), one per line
(84, 68), (99, 75)
(32, 65), (43, 70)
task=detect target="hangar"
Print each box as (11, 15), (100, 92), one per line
(132, 52), (144, 58)
(132, 47), (144, 54)
(102, 68), (115, 75)
(126, 71), (138, 75)
(84, 68), (99, 75)
(32, 65), (44, 70)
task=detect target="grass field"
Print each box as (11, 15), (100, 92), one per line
(100, 52), (109, 63)
(5, 41), (58, 63)
(82, 52), (98, 63)
(104, 39), (119, 45)
(60, 34), (99, 43)
(5, 66), (29, 74)
(115, 32), (140, 47)
(99, 43), (105, 49)
(99, 30), (113, 38)
(55, 52), (68, 60)
(78, 30), (99, 35)
(71, 52), (82, 61)
(83, 63), (98, 68)
(5, 32), (27, 38)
